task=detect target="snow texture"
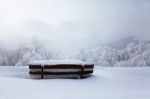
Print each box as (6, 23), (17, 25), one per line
(0, 66), (150, 99)
(29, 60), (87, 66)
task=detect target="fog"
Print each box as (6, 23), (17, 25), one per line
(0, 0), (150, 51)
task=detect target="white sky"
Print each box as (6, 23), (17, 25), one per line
(0, 0), (150, 51)
(0, 0), (105, 25)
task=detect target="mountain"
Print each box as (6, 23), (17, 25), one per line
(105, 36), (139, 49)
(19, 20), (53, 34)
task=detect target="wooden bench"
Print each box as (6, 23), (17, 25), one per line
(29, 60), (94, 79)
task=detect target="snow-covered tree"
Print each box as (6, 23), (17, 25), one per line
(15, 38), (53, 66)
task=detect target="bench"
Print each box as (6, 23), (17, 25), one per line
(29, 60), (94, 79)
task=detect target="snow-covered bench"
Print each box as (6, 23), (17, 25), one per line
(29, 60), (94, 79)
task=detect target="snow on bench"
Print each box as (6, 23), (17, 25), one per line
(29, 60), (94, 79)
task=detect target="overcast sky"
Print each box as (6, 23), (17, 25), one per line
(0, 0), (150, 51)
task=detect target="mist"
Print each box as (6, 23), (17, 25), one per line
(0, 0), (150, 53)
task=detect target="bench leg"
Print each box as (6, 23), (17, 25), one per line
(80, 67), (84, 79)
(41, 67), (44, 79)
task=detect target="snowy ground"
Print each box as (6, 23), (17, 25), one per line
(0, 66), (150, 99)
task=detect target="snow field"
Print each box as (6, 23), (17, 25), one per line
(0, 66), (150, 99)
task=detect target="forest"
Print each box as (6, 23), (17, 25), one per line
(0, 37), (149, 67)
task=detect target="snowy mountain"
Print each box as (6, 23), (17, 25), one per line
(0, 34), (149, 67)
(18, 20), (54, 35)
(79, 37), (150, 67)
(105, 36), (139, 50)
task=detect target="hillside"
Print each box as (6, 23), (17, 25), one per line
(105, 36), (139, 50)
